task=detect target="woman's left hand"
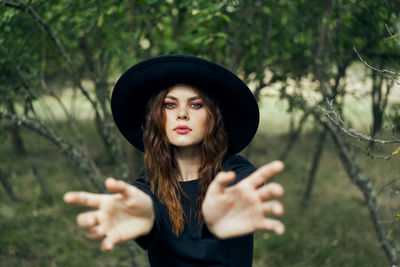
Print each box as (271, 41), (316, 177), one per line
(202, 161), (285, 239)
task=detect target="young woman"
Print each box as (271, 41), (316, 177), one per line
(64, 55), (285, 267)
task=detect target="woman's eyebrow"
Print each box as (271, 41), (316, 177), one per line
(165, 95), (177, 100)
(188, 96), (201, 101)
(165, 95), (202, 101)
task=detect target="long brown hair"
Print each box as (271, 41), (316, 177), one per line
(143, 85), (228, 236)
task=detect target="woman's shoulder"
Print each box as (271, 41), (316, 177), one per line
(223, 154), (255, 169)
(134, 169), (148, 182)
(132, 169), (151, 191)
(223, 155), (256, 183)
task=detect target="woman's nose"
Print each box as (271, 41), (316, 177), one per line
(177, 108), (189, 120)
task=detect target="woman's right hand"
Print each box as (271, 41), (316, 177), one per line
(64, 178), (155, 251)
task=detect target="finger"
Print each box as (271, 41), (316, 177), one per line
(76, 210), (99, 229)
(247, 161), (284, 187)
(105, 177), (130, 196)
(256, 218), (285, 235)
(257, 182), (284, 201)
(101, 229), (123, 252)
(64, 191), (102, 208)
(101, 223), (153, 251)
(105, 178), (143, 207)
(85, 225), (105, 239)
(262, 200), (284, 216)
(209, 171), (236, 193)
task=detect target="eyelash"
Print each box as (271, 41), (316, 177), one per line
(164, 102), (176, 109)
(163, 102), (203, 109)
(190, 102), (203, 109)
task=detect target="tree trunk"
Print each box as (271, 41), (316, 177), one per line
(369, 70), (384, 148)
(0, 168), (17, 201)
(6, 99), (26, 156)
(32, 165), (52, 202)
(325, 119), (398, 265)
(77, 35), (130, 181)
(279, 112), (309, 161)
(300, 127), (327, 209)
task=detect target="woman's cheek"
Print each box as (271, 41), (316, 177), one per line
(198, 112), (209, 133)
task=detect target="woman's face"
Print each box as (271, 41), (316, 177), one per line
(163, 85), (209, 148)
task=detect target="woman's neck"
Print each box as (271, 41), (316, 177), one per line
(173, 145), (202, 182)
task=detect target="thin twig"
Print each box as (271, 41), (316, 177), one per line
(353, 47), (400, 86)
(377, 178), (400, 197)
(385, 24), (400, 47)
(316, 98), (400, 144)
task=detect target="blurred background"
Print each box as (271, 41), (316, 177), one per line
(1, 0), (400, 266)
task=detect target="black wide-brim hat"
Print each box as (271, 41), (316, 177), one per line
(111, 55), (259, 155)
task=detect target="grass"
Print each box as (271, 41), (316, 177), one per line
(1, 95), (400, 266)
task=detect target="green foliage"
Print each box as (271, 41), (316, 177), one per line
(2, 0), (399, 100)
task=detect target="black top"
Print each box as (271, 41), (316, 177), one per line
(133, 155), (257, 267)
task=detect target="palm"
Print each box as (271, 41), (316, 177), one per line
(202, 161), (285, 239)
(100, 191), (153, 238)
(205, 183), (265, 236)
(64, 178), (154, 251)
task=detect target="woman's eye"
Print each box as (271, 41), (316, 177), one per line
(164, 102), (176, 109)
(190, 102), (203, 109)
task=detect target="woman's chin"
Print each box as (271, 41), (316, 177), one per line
(171, 141), (203, 150)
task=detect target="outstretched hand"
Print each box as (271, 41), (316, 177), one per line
(64, 178), (154, 251)
(202, 161), (285, 239)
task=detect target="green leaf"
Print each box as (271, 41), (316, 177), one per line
(214, 32), (227, 39)
(219, 14), (231, 23)
(97, 14), (104, 27)
(204, 37), (213, 45)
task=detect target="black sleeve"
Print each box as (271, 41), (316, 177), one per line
(132, 170), (161, 250)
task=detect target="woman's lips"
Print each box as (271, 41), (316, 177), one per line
(174, 125), (192, 134)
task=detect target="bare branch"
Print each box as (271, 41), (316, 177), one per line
(353, 144), (397, 160)
(353, 47), (400, 86)
(385, 24), (400, 47)
(1, 42), (89, 150)
(0, 109), (105, 191)
(377, 178), (400, 197)
(317, 98), (400, 145)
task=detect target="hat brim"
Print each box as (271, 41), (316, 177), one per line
(111, 55), (259, 155)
